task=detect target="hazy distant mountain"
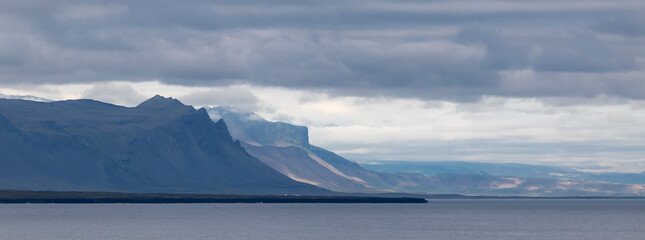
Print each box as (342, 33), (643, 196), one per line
(361, 161), (645, 185)
(0, 96), (325, 195)
(0, 93), (52, 102)
(210, 107), (645, 196)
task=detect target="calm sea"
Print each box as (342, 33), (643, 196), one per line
(1, 199), (643, 240)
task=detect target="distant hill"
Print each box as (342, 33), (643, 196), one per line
(0, 96), (326, 195)
(361, 161), (645, 185)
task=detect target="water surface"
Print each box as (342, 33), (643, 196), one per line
(1, 199), (643, 239)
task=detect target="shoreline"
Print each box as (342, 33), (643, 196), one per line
(0, 190), (428, 204)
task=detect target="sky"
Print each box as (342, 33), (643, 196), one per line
(0, 0), (644, 172)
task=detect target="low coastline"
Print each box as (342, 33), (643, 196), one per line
(0, 190), (428, 204)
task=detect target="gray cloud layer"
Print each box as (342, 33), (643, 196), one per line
(0, 0), (643, 101)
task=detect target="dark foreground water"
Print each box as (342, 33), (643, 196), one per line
(1, 199), (644, 240)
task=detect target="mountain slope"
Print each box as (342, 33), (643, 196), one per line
(241, 143), (370, 190)
(0, 96), (326, 195)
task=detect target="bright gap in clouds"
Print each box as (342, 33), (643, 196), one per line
(1, 81), (645, 173)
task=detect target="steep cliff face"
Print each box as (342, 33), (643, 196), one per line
(207, 107), (310, 147)
(0, 96), (326, 195)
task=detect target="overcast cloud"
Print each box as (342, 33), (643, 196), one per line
(1, 0), (644, 172)
(0, 0), (643, 100)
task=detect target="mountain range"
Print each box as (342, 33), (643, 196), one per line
(0, 95), (644, 196)
(0, 96), (324, 195)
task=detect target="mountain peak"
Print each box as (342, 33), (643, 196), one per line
(136, 95), (186, 109)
